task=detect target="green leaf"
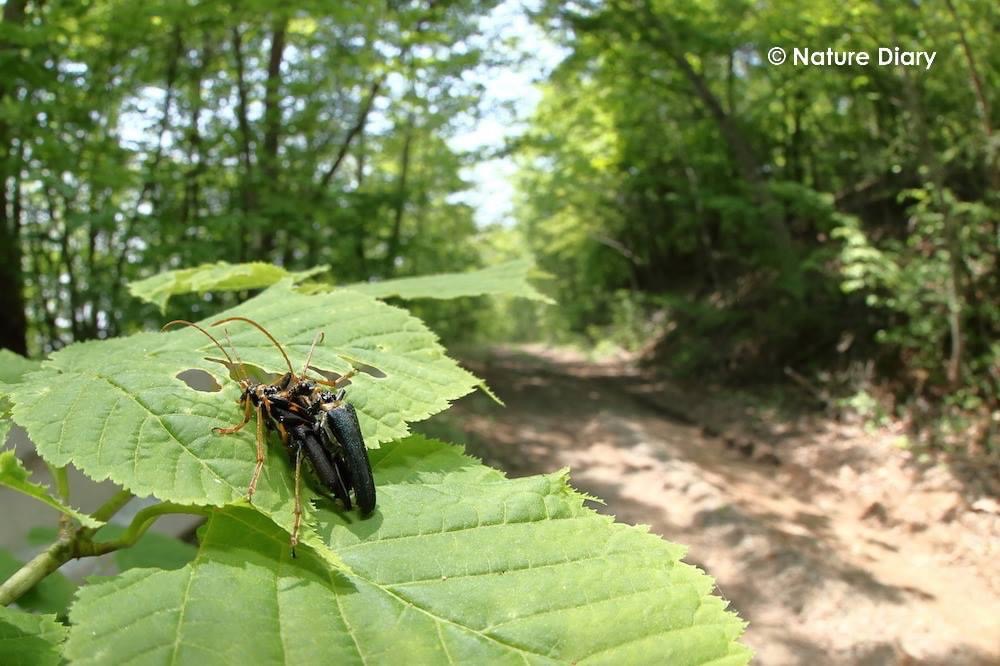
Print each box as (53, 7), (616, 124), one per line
(127, 261), (327, 311)
(0, 350), (41, 385)
(8, 283), (479, 554)
(343, 258), (554, 303)
(65, 437), (749, 665)
(0, 451), (102, 528)
(0, 607), (67, 666)
(94, 524), (197, 572)
(0, 550), (76, 616)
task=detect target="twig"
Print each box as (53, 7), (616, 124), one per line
(0, 536), (76, 607)
(0, 501), (207, 607)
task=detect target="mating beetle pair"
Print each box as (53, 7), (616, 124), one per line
(164, 317), (375, 552)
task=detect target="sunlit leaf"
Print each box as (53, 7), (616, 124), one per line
(7, 283), (479, 553)
(128, 260), (552, 309)
(128, 261), (327, 311)
(344, 258), (553, 303)
(65, 437), (749, 665)
(0, 350), (41, 385)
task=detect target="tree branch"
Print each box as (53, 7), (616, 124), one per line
(315, 77), (385, 193)
(0, 500), (206, 607)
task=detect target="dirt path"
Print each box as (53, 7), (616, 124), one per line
(425, 346), (1000, 665)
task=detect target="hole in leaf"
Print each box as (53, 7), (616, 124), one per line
(308, 361), (386, 385)
(355, 362), (387, 379)
(176, 369), (222, 392)
(206, 358), (282, 385)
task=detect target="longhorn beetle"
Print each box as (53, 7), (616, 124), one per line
(163, 317), (376, 552)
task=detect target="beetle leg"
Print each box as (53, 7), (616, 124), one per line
(334, 369), (357, 389)
(246, 404), (266, 502)
(291, 444), (303, 558)
(214, 399), (252, 435)
(311, 368), (357, 389)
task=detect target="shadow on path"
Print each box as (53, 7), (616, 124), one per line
(419, 346), (1000, 666)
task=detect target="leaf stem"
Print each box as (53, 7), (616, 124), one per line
(47, 464), (73, 538)
(0, 500), (208, 607)
(48, 463), (70, 502)
(90, 489), (134, 524)
(84, 502), (208, 557)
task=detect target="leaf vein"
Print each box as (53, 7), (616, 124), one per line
(578, 620), (736, 664)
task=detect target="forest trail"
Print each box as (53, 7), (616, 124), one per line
(433, 346), (1000, 666)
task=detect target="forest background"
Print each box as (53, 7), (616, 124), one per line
(0, 0), (996, 452)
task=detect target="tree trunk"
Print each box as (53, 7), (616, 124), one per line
(258, 19), (288, 260)
(0, 0), (29, 354)
(385, 114), (415, 277)
(893, 12), (965, 389)
(231, 25), (256, 263)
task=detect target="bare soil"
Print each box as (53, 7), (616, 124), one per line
(424, 345), (1000, 666)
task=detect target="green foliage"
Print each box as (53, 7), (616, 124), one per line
(0, 608), (67, 666)
(345, 258), (554, 303)
(0, 452), (102, 528)
(94, 525), (197, 573)
(4, 0), (509, 353)
(64, 438), (749, 665)
(0, 351), (40, 385)
(519, 0), (998, 437)
(130, 259), (553, 308)
(6, 282), (480, 549)
(1, 264), (747, 663)
(128, 262), (328, 312)
(836, 186), (998, 392)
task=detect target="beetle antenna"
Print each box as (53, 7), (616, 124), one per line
(301, 331), (324, 377)
(162, 320), (235, 367)
(211, 316), (296, 378)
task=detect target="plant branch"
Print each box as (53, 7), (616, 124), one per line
(83, 502), (208, 557)
(0, 500), (207, 607)
(0, 535), (75, 607)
